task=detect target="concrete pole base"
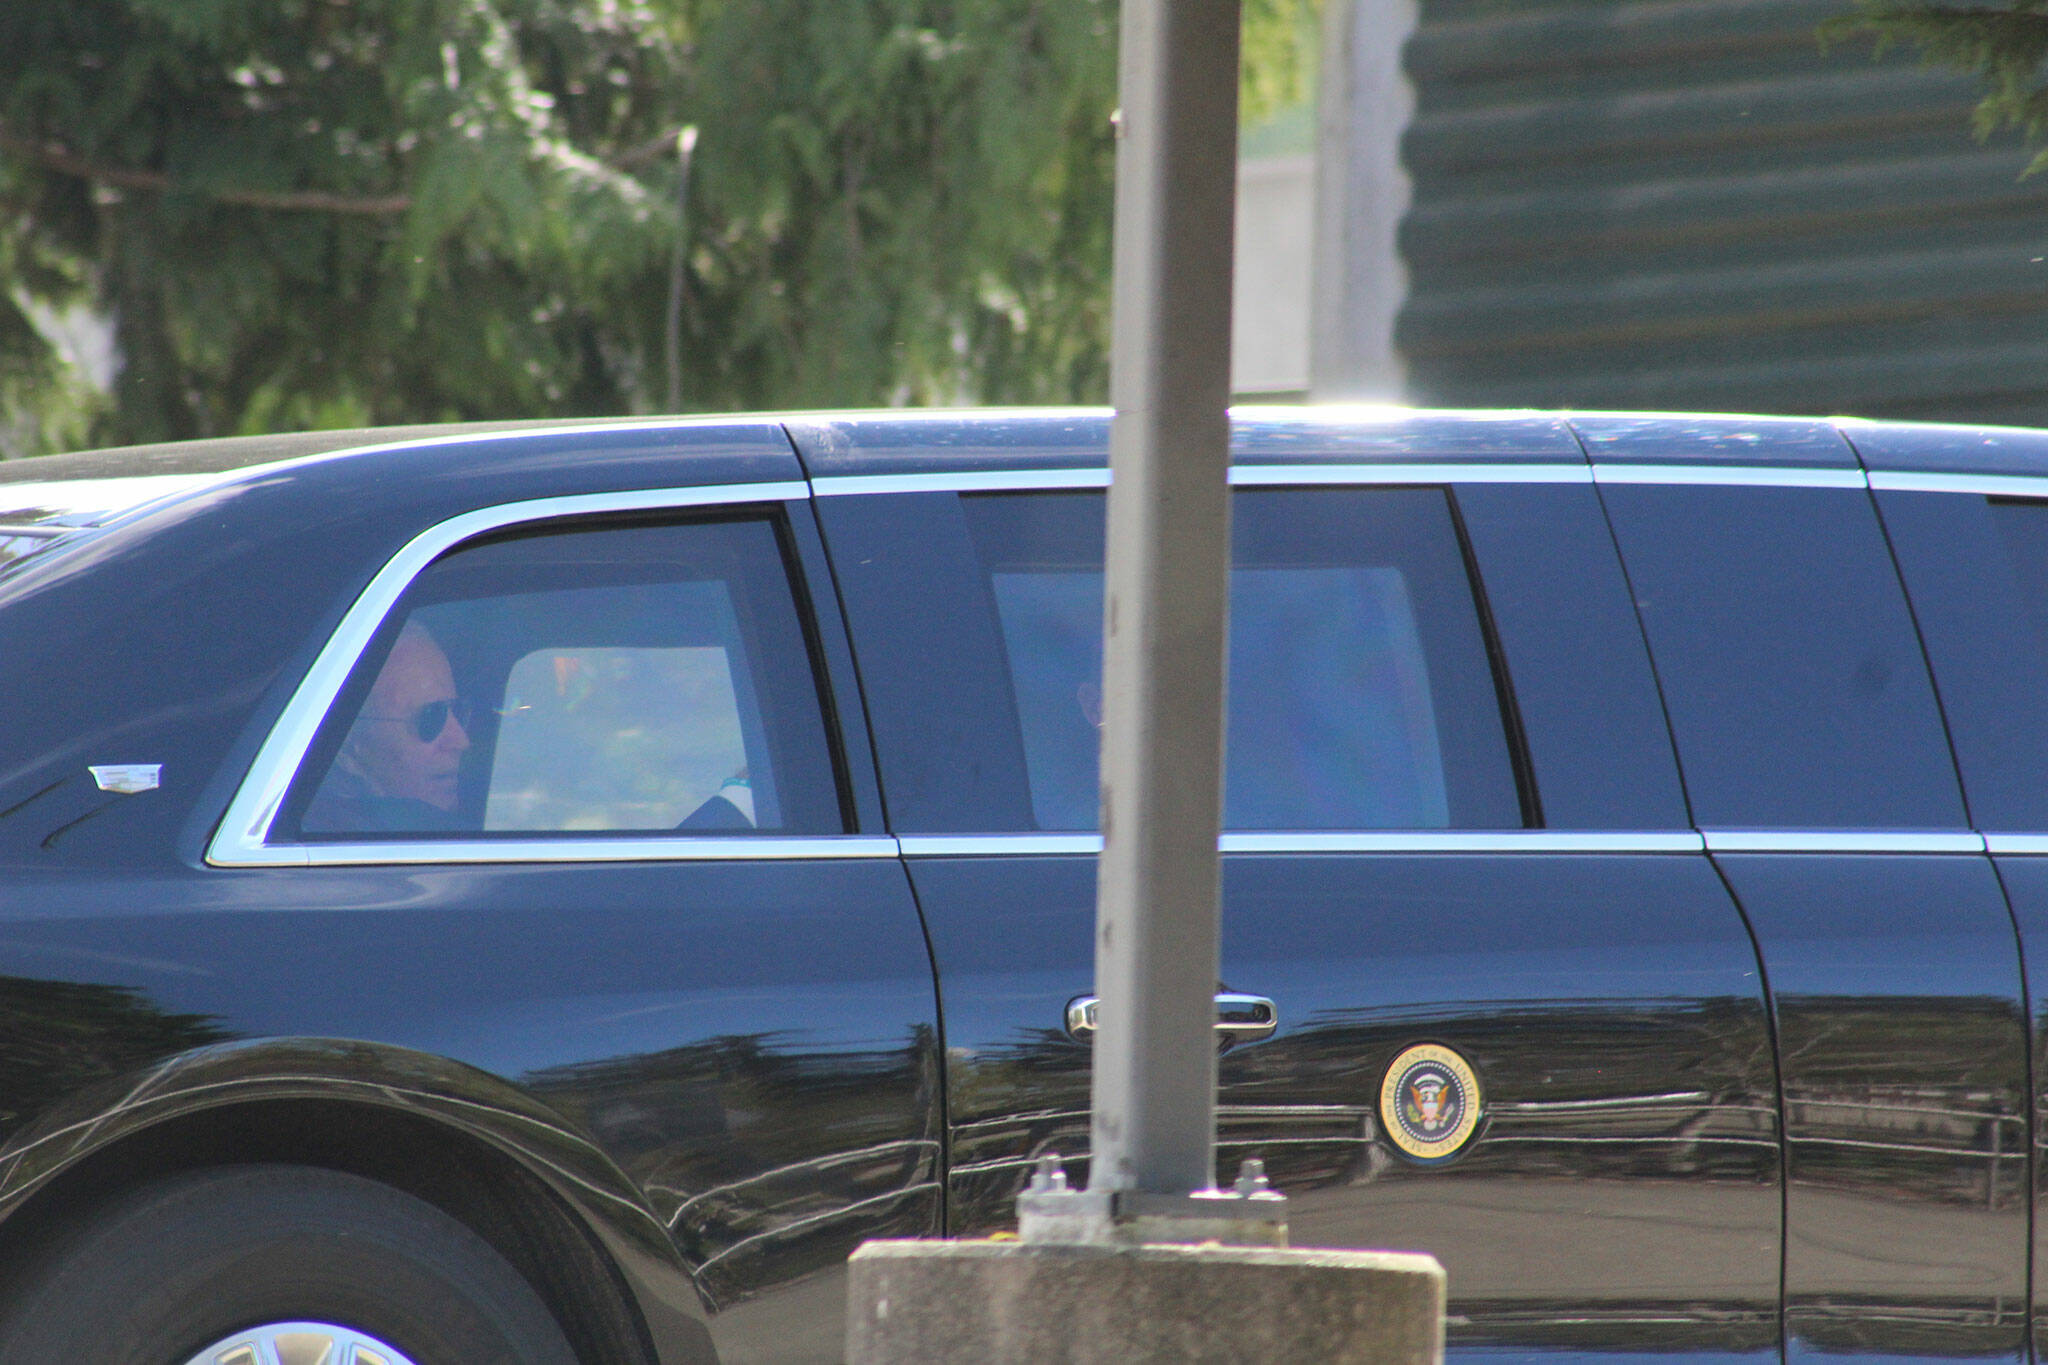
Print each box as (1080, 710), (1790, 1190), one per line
(846, 1239), (1445, 1365)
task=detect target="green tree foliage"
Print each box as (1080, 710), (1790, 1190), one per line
(0, 0), (1318, 452)
(1834, 2), (2048, 172)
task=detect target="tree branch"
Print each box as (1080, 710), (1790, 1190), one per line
(0, 125), (412, 216)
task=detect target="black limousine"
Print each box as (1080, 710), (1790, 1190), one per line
(0, 407), (2041, 1365)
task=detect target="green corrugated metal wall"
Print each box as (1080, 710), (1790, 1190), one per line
(1396, 0), (2048, 423)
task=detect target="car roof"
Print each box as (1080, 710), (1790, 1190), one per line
(6, 408), (2048, 531)
(0, 416), (674, 526)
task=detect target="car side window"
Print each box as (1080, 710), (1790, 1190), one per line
(1879, 490), (2048, 831)
(958, 488), (1524, 831)
(280, 515), (843, 839)
(1988, 500), (2048, 634)
(1602, 484), (1966, 829)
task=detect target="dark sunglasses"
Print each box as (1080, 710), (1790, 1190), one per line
(364, 697), (475, 742)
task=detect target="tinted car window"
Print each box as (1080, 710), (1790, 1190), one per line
(282, 515), (842, 838)
(1883, 492), (2048, 830)
(959, 488), (1523, 831)
(1990, 499), (2048, 628)
(1454, 484), (1690, 830)
(486, 633), (751, 830)
(1602, 485), (1965, 829)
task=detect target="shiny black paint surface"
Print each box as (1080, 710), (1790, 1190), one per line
(1714, 855), (2029, 1364)
(0, 1033), (721, 1360)
(1984, 858), (2048, 1352)
(0, 856), (942, 1360)
(916, 851), (1780, 1355)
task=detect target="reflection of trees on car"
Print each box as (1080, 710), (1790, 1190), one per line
(946, 996), (1783, 1227)
(0, 976), (229, 1129)
(524, 1022), (942, 1307)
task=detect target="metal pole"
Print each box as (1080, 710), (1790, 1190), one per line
(1088, 0), (1243, 1204)
(850, 14), (1443, 1354)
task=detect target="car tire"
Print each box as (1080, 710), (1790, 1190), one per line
(0, 1163), (581, 1365)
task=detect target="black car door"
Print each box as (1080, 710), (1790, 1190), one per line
(1852, 421), (2048, 1365)
(1590, 415), (2030, 1365)
(803, 413), (1783, 1365)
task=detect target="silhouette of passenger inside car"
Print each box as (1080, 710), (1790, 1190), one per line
(676, 772), (755, 831)
(303, 623), (473, 834)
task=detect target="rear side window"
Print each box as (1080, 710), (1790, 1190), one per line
(1882, 492), (2048, 831)
(280, 515), (843, 839)
(1990, 500), (2048, 625)
(960, 488), (1523, 831)
(1602, 485), (1964, 829)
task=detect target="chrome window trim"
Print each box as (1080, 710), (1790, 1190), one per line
(813, 470), (1111, 496)
(207, 480), (812, 869)
(899, 834), (1104, 856)
(812, 463), (1888, 498)
(896, 831), (1703, 856)
(1222, 831), (1702, 853)
(1703, 830), (1986, 854)
(1592, 464), (1869, 490)
(1867, 471), (2048, 499)
(897, 830), (1997, 856)
(1230, 463), (1592, 486)
(233, 836), (903, 869)
(812, 463), (1593, 498)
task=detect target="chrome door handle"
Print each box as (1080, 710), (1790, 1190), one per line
(1065, 993), (1279, 1046)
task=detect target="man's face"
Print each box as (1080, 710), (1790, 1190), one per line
(343, 629), (470, 810)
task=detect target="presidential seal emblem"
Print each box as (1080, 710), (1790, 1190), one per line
(1379, 1043), (1482, 1161)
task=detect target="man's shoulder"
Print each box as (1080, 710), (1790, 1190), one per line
(304, 771), (465, 834)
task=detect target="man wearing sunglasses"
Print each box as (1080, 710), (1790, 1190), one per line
(304, 622), (473, 833)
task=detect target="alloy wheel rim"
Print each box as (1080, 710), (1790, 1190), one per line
(181, 1322), (419, 1365)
